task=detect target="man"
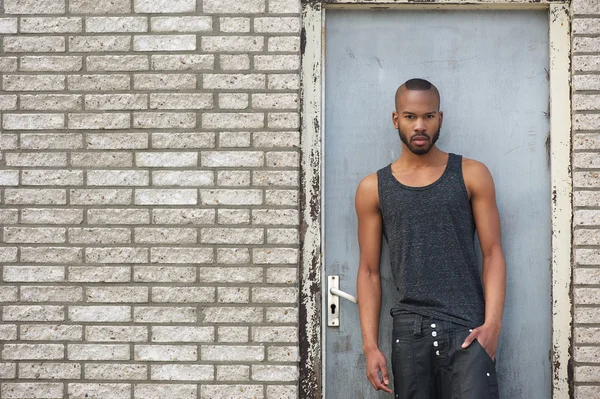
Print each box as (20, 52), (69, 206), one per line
(355, 78), (506, 398)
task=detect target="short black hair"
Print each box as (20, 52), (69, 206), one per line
(405, 78), (434, 91)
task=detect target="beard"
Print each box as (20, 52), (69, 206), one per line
(398, 127), (440, 155)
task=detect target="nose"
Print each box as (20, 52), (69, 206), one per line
(413, 117), (427, 133)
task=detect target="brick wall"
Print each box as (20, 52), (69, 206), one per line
(572, 0), (600, 397)
(0, 0), (300, 398)
(1, 0), (599, 398)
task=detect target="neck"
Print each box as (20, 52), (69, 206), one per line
(396, 145), (446, 168)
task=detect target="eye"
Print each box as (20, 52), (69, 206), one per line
(426, 114), (435, 119)
(405, 115), (414, 119)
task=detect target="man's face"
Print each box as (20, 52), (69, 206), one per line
(392, 89), (443, 155)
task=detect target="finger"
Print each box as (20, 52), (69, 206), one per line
(370, 371), (391, 392)
(380, 363), (390, 386)
(461, 329), (477, 348)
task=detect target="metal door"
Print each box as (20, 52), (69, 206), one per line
(324, 10), (551, 398)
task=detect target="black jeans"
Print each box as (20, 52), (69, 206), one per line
(391, 312), (499, 399)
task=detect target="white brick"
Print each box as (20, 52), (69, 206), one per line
(134, 345), (197, 361)
(575, 307), (600, 324)
(217, 365), (250, 381)
(85, 326), (148, 342)
(69, 0), (131, 13)
(68, 36), (130, 52)
(252, 287), (297, 303)
(151, 16), (212, 32)
(202, 36), (263, 52)
(268, 112), (299, 129)
(574, 37), (600, 53)
(3, 266), (64, 283)
(252, 209), (297, 225)
(254, 170), (299, 186)
(151, 54), (214, 71)
(202, 345), (264, 361)
(268, 36), (300, 52)
(19, 363), (81, 379)
(152, 286), (214, 304)
(203, 0), (265, 13)
(216, 170), (251, 186)
(4, 0), (65, 14)
(68, 344), (130, 361)
(20, 56), (82, 72)
(133, 266), (196, 282)
(266, 307), (297, 324)
(220, 54), (250, 71)
(574, 18), (600, 35)
(218, 326), (248, 343)
(203, 307), (263, 323)
(220, 132), (251, 147)
(152, 171), (213, 186)
(575, 327), (600, 344)
(85, 364), (147, 380)
(20, 247), (83, 263)
(134, 307), (196, 323)
(135, 227), (197, 244)
(0, 57), (18, 71)
(253, 248), (297, 264)
(575, 229), (600, 245)
(85, 93), (147, 110)
(573, 55), (600, 72)
(253, 93), (298, 110)
(150, 247), (213, 264)
(575, 268), (600, 285)
(86, 287), (148, 303)
(574, 114), (600, 131)
(255, 55), (299, 71)
(3, 305), (64, 321)
(199, 267), (261, 283)
(575, 366), (600, 382)
(21, 17), (81, 33)
(3, 113), (64, 130)
(253, 131), (299, 148)
(69, 306), (131, 322)
(573, 0), (600, 14)
(68, 112), (130, 129)
(201, 228), (263, 244)
(266, 268), (297, 284)
(136, 74), (197, 90)
(252, 326), (297, 343)
(269, 0), (300, 13)
(219, 17), (250, 33)
(68, 74), (130, 91)
(21, 94), (82, 111)
(0, 247), (18, 263)
(217, 287), (249, 303)
(215, 248), (251, 265)
(0, 18), (17, 33)
(72, 152), (132, 167)
(134, 35), (196, 51)
(5, 189), (66, 205)
(219, 93), (249, 110)
(267, 228), (298, 244)
(68, 266), (131, 283)
(1, 383), (63, 399)
(86, 208), (148, 224)
(0, 94), (17, 110)
(20, 324), (82, 341)
(20, 287), (82, 303)
(200, 189), (262, 205)
(202, 151), (263, 167)
(268, 346), (298, 362)
(86, 17), (148, 33)
(0, 325), (17, 340)
(268, 74), (299, 90)
(574, 94), (600, 111)
(86, 133), (148, 150)
(86, 170), (148, 186)
(0, 287), (18, 302)
(134, 384), (197, 398)
(575, 346), (600, 363)
(252, 365), (297, 381)
(152, 132), (215, 149)
(151, 364), (213, 381)
(135, 189), (197, 205)
(200, 385), (263, 399)
(149, 93), (213, 109)
(218, 209), (250, 225)
(151, 208), (214, 224)
(254, 17), (299, 33)
(135, 0), (196, 13)
(70, 189), (132, 205)
(133, 112), (196, 128)
(68, 383), (130, 399)
(5, 152), (66, 167)
(85, 247), (147, 263)
(0, 171), (18, 186)
(2, 344), (64, 360)
(203, 73), (265, 89)
(151, 326), (214, 342)
(22, 170), (82, 186)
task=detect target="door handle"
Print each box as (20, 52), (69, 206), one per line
(328, 275), (357, 327)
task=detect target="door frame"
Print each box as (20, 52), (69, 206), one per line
(298, 1), (572, 398)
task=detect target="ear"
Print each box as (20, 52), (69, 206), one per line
(392, 111), (399, 129)
(438, 111), (443, 128)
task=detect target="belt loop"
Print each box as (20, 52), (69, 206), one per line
(413, 314), (422, 336)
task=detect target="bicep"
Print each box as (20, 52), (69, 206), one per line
(470, 165), (503, 255)
(355, 179), (383, 273)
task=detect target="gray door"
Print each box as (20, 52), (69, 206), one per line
(324, 10), (551, 398)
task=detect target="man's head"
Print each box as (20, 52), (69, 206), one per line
(393, 78), (443, 155)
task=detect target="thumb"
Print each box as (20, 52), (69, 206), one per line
(381, 364), (390, 385)
(461, 329), (477, 348)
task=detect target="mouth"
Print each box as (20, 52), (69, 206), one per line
(411, 135), (429, 145)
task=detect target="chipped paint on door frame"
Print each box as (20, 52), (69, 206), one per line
(299, 1), (572, 398)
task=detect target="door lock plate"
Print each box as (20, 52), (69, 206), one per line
(328, 275), (340, 327)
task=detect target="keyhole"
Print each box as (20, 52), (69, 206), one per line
(331, 303), (336, 314)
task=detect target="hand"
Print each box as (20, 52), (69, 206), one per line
(461, 323), (501, 360)
(364, 348), (392, 393)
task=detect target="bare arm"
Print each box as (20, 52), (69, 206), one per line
(355, 174), (391, 393)
(461, 159), (507, 358)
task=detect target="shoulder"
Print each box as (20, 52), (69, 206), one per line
(461, 156), (495, 197)
(355, 172), (380, 211)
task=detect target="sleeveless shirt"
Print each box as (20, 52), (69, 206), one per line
(376, 153), (485, 327)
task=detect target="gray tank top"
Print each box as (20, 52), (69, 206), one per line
(376, 153), (485, 327)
